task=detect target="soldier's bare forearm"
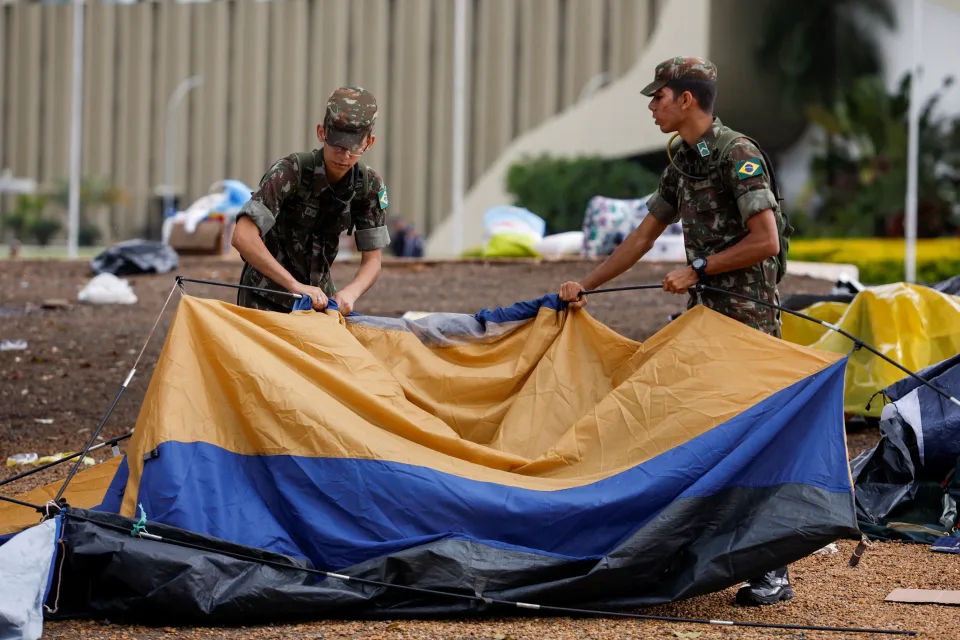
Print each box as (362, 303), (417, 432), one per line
(232, 216), (299, 291)
(703, 209), (780, 276)
(582, 216), (666, 290)
(342, 249), (382, 297)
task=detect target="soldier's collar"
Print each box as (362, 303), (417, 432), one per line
(311, 150), (357, 196)
(687, 117), (723, 159)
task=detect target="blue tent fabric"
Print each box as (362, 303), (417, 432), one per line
(852, 354), (960, 542)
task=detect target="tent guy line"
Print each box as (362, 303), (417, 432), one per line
(51, 281), (181, 505)
(46, 509), (916, 636)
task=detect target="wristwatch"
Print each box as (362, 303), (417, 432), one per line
(691, 256), (708, 279)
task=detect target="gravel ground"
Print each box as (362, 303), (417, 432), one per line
(3, 256), (952, 640)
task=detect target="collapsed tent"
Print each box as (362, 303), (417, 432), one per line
(782, 283), (960, 417)
(0, 294), (858, 625)
(851, 354), (960, 543)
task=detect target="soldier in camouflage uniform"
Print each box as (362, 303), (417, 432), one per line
(232, 86), (391, 314)
(561, 57), (789, 336)
(558, 57), (795, 606)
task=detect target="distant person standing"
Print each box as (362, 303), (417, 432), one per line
(232, 87), (391, 315)
(389, 216), (424, 258)
(558, 56), (795, 606)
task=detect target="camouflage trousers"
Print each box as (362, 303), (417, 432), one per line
(687, 286), (781, 338)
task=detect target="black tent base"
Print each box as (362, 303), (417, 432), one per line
(45, 483), (864, 628)
(41, 508), (914, 636)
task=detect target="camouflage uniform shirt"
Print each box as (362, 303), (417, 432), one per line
(235, 149), (390, 311)
(646, 118), (782, 335)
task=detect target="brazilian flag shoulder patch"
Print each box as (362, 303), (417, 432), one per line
(378, 188), (389, 209)
(735, 158), (764, 180)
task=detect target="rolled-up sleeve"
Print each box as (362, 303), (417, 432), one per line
(721, 140), (778, 223)
(647, 166), (680, 225)
(236, 156), (299, 237)
(352, 169), (391, 252)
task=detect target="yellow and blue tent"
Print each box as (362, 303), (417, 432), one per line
(1, 293), (858, 623)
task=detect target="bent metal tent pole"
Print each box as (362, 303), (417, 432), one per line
(580, 283), (960, 409)
(176, 276), (304, 300)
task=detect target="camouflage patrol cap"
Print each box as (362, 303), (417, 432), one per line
(640, 57), (717, 96)
(323, 86), (378, 151)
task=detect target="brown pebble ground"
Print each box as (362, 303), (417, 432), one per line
(0, 257), (952, 639)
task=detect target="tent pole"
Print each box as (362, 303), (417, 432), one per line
(573, 283), (960, 408)
(0, 433), (131, 489)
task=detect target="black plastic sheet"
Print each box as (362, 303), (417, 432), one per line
(46, 480), (857, 626)
(90, 240), (179, 276)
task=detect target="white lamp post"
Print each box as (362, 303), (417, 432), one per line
(904, 0), (922, 283)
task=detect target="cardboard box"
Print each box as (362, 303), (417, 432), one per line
(168, 220), (233, 255)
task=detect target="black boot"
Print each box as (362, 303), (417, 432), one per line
(735, 566), (794, 606)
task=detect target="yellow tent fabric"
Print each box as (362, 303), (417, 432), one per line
(114, 296), (842, 516)
(783, 283), (960, 417)
(782, 301), (848, 347)
(0, 456), (123, 536)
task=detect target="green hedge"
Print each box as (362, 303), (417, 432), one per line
(505, 155), (660, 234)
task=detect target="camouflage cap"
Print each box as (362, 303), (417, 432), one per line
(323, 86), (378, 151)
(640, 57), (717, 96)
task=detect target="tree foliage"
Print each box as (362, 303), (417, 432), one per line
(756, 0), (897, 113)
(803, 73), (960, 237)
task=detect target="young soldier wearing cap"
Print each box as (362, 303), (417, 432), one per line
(558, 57), (794, 606)
(232, 86), (391, 314)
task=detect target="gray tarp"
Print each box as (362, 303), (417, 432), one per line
(0, 518), (60, 640)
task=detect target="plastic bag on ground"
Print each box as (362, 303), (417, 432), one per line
(483, 232), (540, 257)
(77, 273), (138, 305)
(534, 231), (583, 258)
(481, 206), (545, 245)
